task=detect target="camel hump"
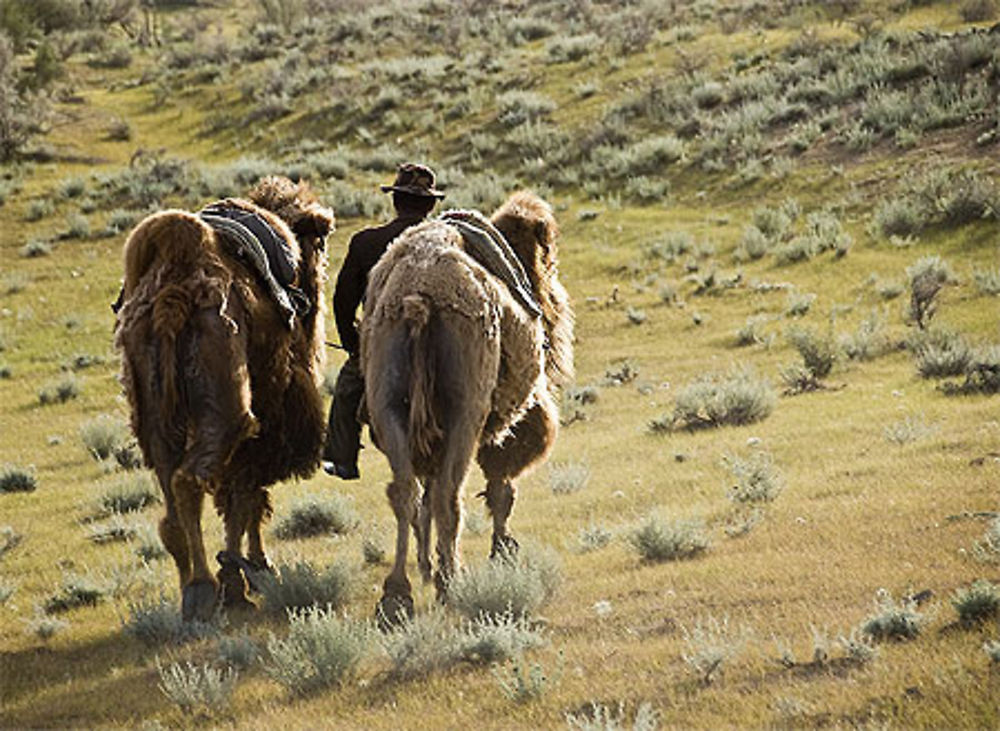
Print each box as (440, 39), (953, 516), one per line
(122, 210), (214, 288)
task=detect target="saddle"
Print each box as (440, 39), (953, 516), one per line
(199, 203), (310, 329)
(438, 210), (543, 320)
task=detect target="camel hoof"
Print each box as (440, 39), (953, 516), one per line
(376, 593), (414, 631)
(181, 580), (218, 623)
(490, 534), (519, 560)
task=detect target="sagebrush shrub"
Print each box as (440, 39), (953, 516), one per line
(44, 570), (106, 613)
(629, 512), (710, 562)
(576, 522), (614, 553)
(157, 660), (237, 716)
(906, 255), (954, 329)
(861, 589), (928, 641)
(566, 700), (660, 731)
(38, 375), (80, 405)
(883, 414), (936, 445)
(973, 516), (1000, 563)
(787, 328), (838, 381)
(24, 611), (69, 641)
(681, 615), (746, 684)
(951, 580), (1000, 626)
(265, 605), (369, 696)
(274, 494), (358, 539)
(724, 451), (783, 504)
(669, 367), (775, 430)
(380, 608), (464, 679)
(95, 472), (159, 515)
(462, 609), (546, 665)
(80, 414), (130, 461)
(548, 461), (590, 495)
(911, 328), (972, 378)
(0, 464), (37, 493)
(448, 545), (561, 621)
(873, 197), (925, 237)
(841, 309), (892, 361)
(973, 266), (1000, 296)
(0, 576), (16, 604)
(257, 558), (356, 614)
(493, 654), (560, 703)
(217, 631), (260, 670)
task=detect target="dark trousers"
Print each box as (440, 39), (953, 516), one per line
(324, 353), (364, 466)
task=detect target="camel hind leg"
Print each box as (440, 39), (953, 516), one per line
(477, 392), (559, 558)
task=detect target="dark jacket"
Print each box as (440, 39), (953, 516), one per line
(333, 213), (426, 354)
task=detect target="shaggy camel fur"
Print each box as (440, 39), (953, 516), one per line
(361, 191), (573, 621)
(115, 177), (333, 621)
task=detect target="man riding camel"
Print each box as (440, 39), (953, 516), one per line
(322, 162), (445, 480)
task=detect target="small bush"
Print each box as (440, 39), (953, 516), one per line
(784, 291), (816, 318)
(24, 198), (54, 222)
(951, 580), (1000, 626)
(80, 414), (129, 461)
(274, 494), (358, 539)
(629, 512), (710, 562)
(788, 328), (838, 381)
(669, 367), (775, 430)
(95, 472), (159, 515)
(448, 545), (561, 621)
(496, 91), (556, 128)
(122, 595), (184, 645)
(973, 517), (1000, 563)
(157, 660), (236, 716)
(20, 238), (52, 258)
(984, 640), (1000, 664)
(257, 558), (356, 614)
(0, 525), (23, 557)
(883, 414), (936, 445)
(681, 615), (747, 684)
(44, 570), (106, 613)
(724, 451), (783, 504)
(549, 461), (590, 495)
(0, 576), (17, 604)
(24, 611), (69, 641)
(576, 522), (614, 553)
(217, 631), (260, 670)
(265, 605), (369, 696)
(493, 654), (560, 703)
(133, 522), (167, 562)
(63, 212), (91, 240)
(873, 197), (925, 238)
(0, 464), (37, 493)
(861, 589), (929, 642)
(380, 608), (464, 679)
(973, 266), (1000, 296)
(841, 309), (892, 361)
(566, 700), (660, 731)
(912, 328), (972, 378)
(39, 375), (80, 405)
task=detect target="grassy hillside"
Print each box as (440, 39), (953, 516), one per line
(1, 0), (999, 727)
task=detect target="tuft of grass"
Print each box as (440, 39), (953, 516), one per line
(265, 605), (369, 696)
(668, 367), (775, 430)
(156, 659), (237, 716)
(448, 544), (561, 622)
(256, 558), (357, 614)
(629, 512), (710, 563)
(274, 494), (359, 539)
(861, 589), (929, 642)
(681, 615), (747, 684)
(548, 461), (590, 495)
(0, 464), (38, 493)
(972, 266), (1000, 296)
(951, 580), (1000, 626)
(80, 414), (130, 461)
(724, 451), (783, 504)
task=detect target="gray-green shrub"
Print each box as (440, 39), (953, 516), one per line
(669, 367), (775, 430)
(265, 605), (369, 696)
(157, 660), (236, 716)
(906, 255), (954, 329)
(548, 461), (590, 495)
(0, 464), (37, 493)
(44, 570), (106, 613)
(681, 614), (746, 684)
(448, 545), (561, 621)
(861, 589), (928, 641)
(38, 375), (80, 405)
(912, 328), (972, 378)
(257, 558), (356, 614)
(274, 494), (358, 539)
(80, 413), (129, 461)
(951, 580), (1000, 626)
(724, 451), (783, 504)
(629, 512), (710, 562)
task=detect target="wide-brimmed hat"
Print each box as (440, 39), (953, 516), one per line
(380, 162), (445, 199)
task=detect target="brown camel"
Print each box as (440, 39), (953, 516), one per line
(361, 191), (573, 622)
(114, 176), (333, 621)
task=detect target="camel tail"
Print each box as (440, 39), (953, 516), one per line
(402, 294), (443, 469)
